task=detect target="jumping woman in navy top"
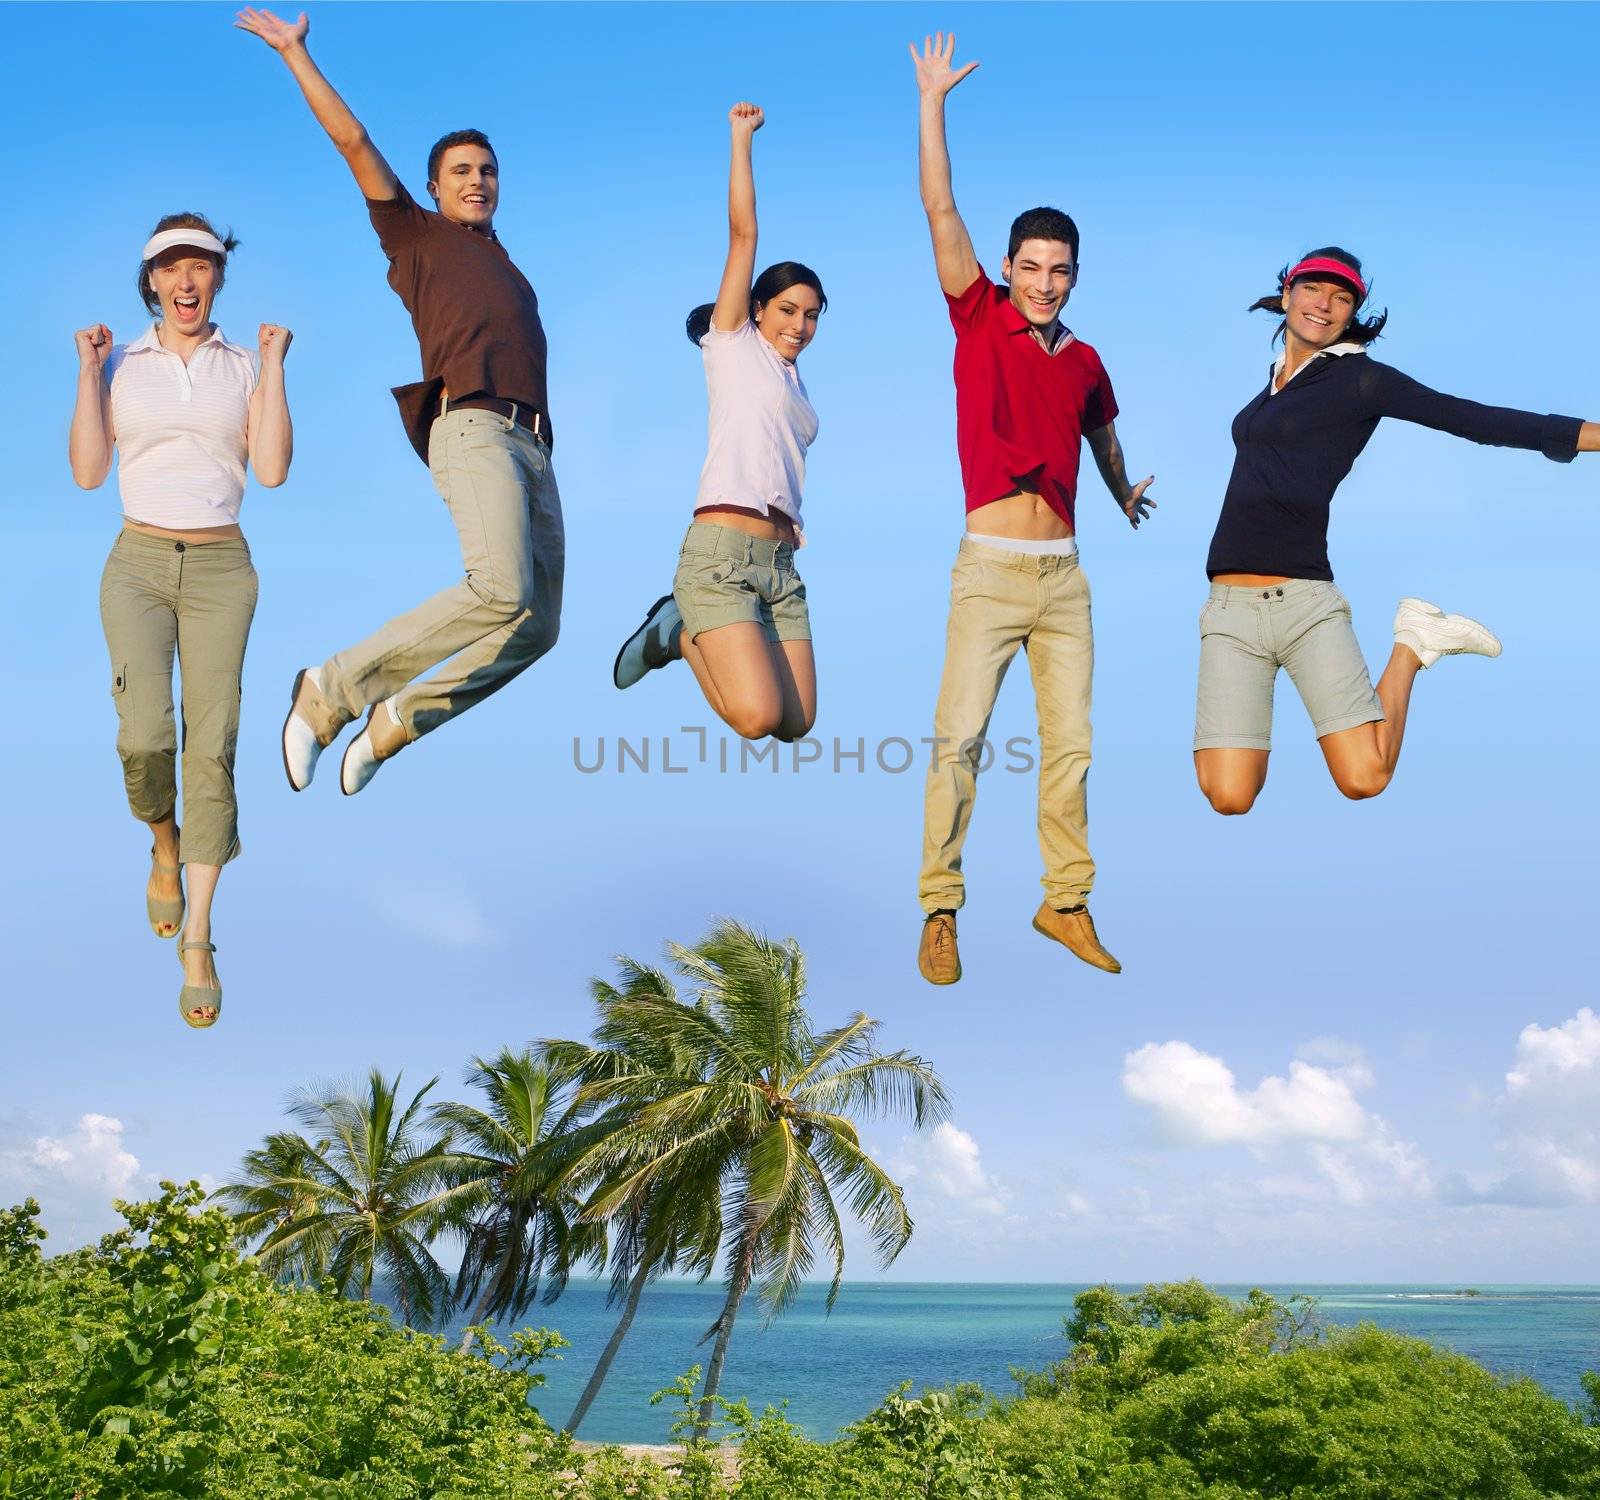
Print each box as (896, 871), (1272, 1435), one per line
(1193, 247), (1598, 816)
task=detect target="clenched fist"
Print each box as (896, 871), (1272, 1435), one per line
(729, 101), (764, 135)
(75, 324), (113, 372)
(258, 323), (294, 365)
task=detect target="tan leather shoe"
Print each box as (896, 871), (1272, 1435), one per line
(1031, 901), (1121, 974)
(918, 911), (962, 985)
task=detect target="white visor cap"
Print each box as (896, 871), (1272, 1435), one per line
(142, 226), (228, 262)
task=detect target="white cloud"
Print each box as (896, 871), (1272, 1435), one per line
(0, 1113), (151, 1245)
(1121, 1040), (1429, 1207)
(1121, 1041), (1373, 1147)
(1446, 1008), (1600, 1207)
(894, 1123), (1008, 1217)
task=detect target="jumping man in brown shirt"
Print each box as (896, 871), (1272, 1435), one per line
(238, 7), (564, 797)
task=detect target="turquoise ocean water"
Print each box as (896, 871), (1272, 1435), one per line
(448, 1282), (1599, 1444)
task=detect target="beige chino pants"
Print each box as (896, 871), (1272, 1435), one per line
(919, 539), (1095, 913)
(99, 531), (258, 867)
(318, 408), (565, 741)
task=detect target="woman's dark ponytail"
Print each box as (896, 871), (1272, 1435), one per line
(685, 303), (716, 346)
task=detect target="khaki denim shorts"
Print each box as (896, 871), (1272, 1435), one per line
(673, 520), (811, 644)
(1194, 578), (1383, 750)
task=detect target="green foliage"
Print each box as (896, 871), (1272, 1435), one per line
(6, 1203), (1597, 1500)
(0, 1184), (570, 1498)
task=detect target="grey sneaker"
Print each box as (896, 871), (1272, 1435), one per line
(614, 595), (683, 689)
(1394, 597), (1501, 670)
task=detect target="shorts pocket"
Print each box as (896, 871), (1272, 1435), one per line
(112, 663), (128, 695)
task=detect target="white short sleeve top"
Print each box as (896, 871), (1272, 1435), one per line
(693, 319), (818, 537)
(106, 323), (256, 528)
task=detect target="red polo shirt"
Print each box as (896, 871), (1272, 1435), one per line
(947, 272), (1118, 531)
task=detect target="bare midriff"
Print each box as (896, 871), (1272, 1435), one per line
(1212, 572), (1292, 587)
(694, 505), (797, 545)
(965, 490), (1073, 542)
(122, 519), (245, 544)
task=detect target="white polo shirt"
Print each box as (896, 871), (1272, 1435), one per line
(694, 318), (818, 539)
(107, 323), (256, 528)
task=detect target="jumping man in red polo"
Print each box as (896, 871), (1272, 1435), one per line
(911, 34), (1155, 986)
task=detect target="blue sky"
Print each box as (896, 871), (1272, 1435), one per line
(5, 3), (1599, 1285)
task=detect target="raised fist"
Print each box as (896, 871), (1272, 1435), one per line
(75, 324), (113, 371)
(729, 102), (765, 135)
(258, 323), (294, 364)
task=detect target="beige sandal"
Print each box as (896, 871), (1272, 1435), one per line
(177, 940), (221, 1029)
(147, 848), (184, 939)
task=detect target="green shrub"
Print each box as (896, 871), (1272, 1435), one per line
(5, 1199), (1597, 1500)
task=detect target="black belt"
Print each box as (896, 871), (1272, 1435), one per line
(445, 394), (548, 441)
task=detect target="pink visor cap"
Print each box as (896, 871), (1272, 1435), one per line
(1285, 255), (1367, 302)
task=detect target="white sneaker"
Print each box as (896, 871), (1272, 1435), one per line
(341, 698), (401, 797)
(1393, 597), (1502, 670)
(613, 594), (682, 689)
(281, 667), (327, 792)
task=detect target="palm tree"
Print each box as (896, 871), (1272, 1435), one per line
(219, 1069), (472, 1327)
(542, 960), (726, 1434)
(430, 1048), (606, 1352)
(560, 921), (949, 1434)
(214, 1130), (331, 1285)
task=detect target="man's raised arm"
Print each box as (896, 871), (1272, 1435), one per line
(910, 32), (982, 298)
(236, 8), (399, 201)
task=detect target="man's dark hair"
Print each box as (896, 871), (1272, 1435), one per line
(137, 211), (238, 315)
(1007, 207), (1079, 264)
(427, 129), (497, 188)
(1249, 244), (1389, 346)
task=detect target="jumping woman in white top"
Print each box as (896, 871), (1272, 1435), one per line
(613, 102), (824, 742)
(69, 212), (293, 1028)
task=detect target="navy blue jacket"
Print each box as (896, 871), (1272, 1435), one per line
(1206, 351), (1582, 581)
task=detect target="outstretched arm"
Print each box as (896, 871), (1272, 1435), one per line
(710, 103), (763, 334)
(69, 325), (114, 489)
(235, 8), (399, 200)
(1581, 423), (1599, 451)
(1085, 422), (1156, 530)
(248, 324), (294, 487)
(910, 32), (981, 297)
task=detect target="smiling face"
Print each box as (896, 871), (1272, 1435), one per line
(1002, 237), (1077, 329)
(754, 282), (823, 361)
(429, 144), (499, 229)
(1282, 276), (1357, 349)
(149, 250), (219, 335)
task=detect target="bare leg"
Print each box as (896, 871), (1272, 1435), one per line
(681, 623), (790, 741)
(146, 812), (183, 937)
(1194, 748), (1271, 816)
(1317, 645), (1422, 800)
(181, 863), (222, 1021)
(772, 639), (816, 741)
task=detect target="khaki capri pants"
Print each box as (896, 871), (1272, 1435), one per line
(99, 530), (258, 867)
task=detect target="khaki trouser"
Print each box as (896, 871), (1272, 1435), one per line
(919, 538), (1095, 913)
(317, 408), (564, 741)
(99, 530), (259, 867)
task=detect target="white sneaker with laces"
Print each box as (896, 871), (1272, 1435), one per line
(281, 667), (327, 792)
(1393, 597), (1501, 669)
(613, 594), (682, 689)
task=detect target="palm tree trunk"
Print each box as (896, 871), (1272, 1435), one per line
(696, 1242), (756, 1436)
(565, 1261), (651, 1435)
(458, 1285), (497, 1355)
